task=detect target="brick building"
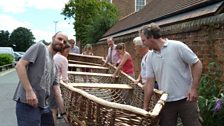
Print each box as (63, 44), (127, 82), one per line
(93, 0), (224, 80)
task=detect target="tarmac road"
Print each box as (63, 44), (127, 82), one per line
(0, 69), (67, 126)
(0, 69), (17, 126)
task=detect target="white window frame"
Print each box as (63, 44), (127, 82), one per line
(135, 0), (146, 12)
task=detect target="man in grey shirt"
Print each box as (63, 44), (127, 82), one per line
(140, 23), (202, 126)
(69, 39), (80, 54)
(13, 32), (68, 126)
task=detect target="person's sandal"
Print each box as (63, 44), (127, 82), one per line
(57, 113), (63, 119)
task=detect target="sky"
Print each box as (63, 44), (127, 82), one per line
(0, 0), (75, 42)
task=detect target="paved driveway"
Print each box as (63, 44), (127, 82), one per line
(0, 69), (67, 126)
(0, 69), (17, 126)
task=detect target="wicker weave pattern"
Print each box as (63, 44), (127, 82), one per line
(68, 74), (115, 83)
(61, 84), (161, 126)
(68, 67), (108, 74)
(61, 54), (168, 126)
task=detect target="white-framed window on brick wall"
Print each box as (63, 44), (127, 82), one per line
(135, 0), (146, 12)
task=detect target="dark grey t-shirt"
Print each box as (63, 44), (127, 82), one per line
(13, 42), (58, 108)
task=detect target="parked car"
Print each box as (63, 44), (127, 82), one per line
(14, 52), (23, 61)
(17, 51), (25, 56)
(0, 47), (16, 65)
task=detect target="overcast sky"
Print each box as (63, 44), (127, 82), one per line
(0, 0), (75, 42)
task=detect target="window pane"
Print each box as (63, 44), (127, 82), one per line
(136, 0), (145, 11)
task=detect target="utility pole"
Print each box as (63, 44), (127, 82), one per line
(53, 21), (58, 33)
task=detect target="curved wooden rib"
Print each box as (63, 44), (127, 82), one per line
(69, 83), (133, 89)
(68, 60), (102, 66)
(69, 53), (104, 59)
(68, 64), (108, 70)
(68, 71), (113, 77)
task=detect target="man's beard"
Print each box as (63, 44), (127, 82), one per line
(52, 43), (63, 52)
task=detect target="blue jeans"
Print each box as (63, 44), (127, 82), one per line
(16, 102), (53, 126)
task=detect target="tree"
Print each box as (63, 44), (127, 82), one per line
(41, 40), (50, 46)
(10, 27), (35, 51)
(62, 0), (119, 45)
(0, 30), (11, 47)
(84, 1), (119, 44)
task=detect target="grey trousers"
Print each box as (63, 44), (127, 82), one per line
(159, 98), (201, 126)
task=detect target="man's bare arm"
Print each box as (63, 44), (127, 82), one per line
(15, 59), (38, 107)
(143, 77), (154, 111)
(187, 60), (202, 101)
(113, 53), (129, 77)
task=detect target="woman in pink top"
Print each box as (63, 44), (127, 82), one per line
(54, 43), (71, 83)
(81, 44), (94, 82)
(113, 43), (135, 78)
(50, 42), (71, 125)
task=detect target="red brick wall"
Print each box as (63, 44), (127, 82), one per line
(163, 24), (224, 81)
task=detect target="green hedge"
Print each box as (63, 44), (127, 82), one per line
(0, 53), (14, 66)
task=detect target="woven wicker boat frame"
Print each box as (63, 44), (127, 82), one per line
(61, 53), (168, 126)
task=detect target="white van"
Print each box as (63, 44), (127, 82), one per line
(0, 47), (15, 57)
(0, 47), (16, 65)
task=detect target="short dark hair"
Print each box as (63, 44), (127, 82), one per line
(116, 43), (125, 50)
(140, 23), (161, 39)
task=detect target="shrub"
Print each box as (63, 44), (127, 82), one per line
(0, 53), (14, 66)
(198, 62), (224, 126)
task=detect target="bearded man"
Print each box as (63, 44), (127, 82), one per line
(13, 31), (69, 126)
